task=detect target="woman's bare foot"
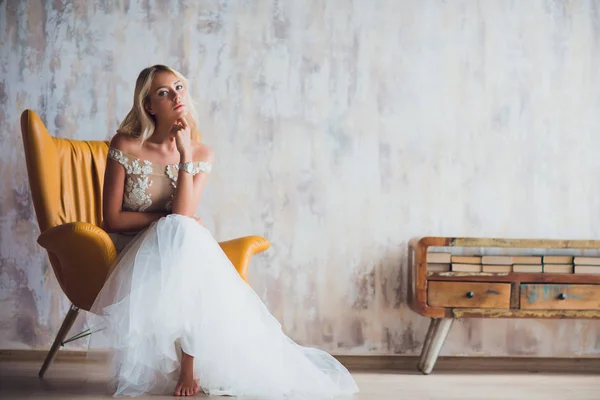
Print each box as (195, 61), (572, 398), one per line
(174, 351), (200, 396)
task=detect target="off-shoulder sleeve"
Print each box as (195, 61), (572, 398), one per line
(108, 147), (131, 168)
(192, 161), (212, 175)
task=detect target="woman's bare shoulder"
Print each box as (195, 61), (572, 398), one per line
(193, 142), (214, 163)
(109, 133), (140, 154)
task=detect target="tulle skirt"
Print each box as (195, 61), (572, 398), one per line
(86, 214), (359, 399)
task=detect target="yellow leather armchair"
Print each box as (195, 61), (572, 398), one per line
(20, 109), (270, 378)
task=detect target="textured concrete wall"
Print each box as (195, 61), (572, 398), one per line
(1, 0), (600, 356)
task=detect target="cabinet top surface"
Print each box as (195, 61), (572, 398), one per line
(413, 236), (600, 249)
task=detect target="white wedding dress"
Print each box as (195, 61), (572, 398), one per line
(85, 148), (359, 399)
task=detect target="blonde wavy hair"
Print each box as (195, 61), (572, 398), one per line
(117, 65), (201, 144)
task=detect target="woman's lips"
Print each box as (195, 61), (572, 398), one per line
(174, 104), (185, 110)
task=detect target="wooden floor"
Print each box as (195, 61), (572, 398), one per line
(1, 360), (599, 399)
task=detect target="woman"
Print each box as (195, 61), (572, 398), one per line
(86, 65), (359, 399)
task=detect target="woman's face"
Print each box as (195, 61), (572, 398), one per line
(145, 71), (188, 123)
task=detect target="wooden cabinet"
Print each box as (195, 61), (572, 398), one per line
(408, 236), (600, 375)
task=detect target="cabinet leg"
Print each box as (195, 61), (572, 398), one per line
(417, 318), (440, 370)
(417, 318), (453, 375)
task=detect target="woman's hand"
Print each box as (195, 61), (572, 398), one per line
(171, 118), (193, 161)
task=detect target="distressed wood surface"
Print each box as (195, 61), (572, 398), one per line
(521, 284), (600, 311)
(427, 272), (600, 284)
(452, 308), (600, 319)
(419, 236), (600, 249)
(451, 237), (600, 249)
(428, 281), (511, 309)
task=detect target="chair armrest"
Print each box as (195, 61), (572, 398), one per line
(37, 222), (117, 311)
(218, 235), (270, 282)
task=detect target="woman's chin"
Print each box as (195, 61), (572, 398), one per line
(160, 108), (188, 123)
(175, 107), (188, 118)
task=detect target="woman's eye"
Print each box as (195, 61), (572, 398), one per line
(176, 84), (183, 90)
(158, 90), (168, 96)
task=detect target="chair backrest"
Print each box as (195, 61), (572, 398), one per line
(20, 109), (109, 232)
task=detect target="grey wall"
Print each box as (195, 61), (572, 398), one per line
(1, 0), (599, 356)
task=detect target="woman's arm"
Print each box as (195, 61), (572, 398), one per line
(102, 135), (167, 233)
(170, 118), (214, 217)
(170, 144), (214, 217)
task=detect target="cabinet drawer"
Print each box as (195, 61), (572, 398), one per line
(428, 281), (511, 309)
(520, 284), (600, 310)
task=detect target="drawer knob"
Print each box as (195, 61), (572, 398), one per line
(558, 293), (567, 300)
(466, 291), (474, 298)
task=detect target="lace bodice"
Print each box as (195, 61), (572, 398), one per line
(108, 147), (212, 213)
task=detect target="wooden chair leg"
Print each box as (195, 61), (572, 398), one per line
(417, 318), (453, 375)
(38, 304), (80, 378)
